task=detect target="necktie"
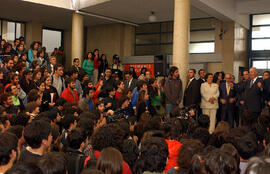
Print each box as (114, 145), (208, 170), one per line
(187, 80), (191, 88)
(226, 85), (230, 95)
(250, 80), (253, 88)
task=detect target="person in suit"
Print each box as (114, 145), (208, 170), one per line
(124, 70), (138, 90)
(197, 69), (206, 86)
(47, 56), (57, 75)
(183, 69), (200, 108)
(200, 73), (220, 134)
(71, 58), (82, 74)
(237, 70), (249, 126)
(219, 73), (237, 128)
(240, 67), (263, 122)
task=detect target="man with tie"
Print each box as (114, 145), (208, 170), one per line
(124, 70), (138, 90)
(219, 73), (237, 128)
(241, 67), (263, 122)
(183, 69), (200, 108)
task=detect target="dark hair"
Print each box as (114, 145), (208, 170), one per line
(27, 89), (40, 103)
(65, 77), (75, 87)
(25, 102), (39, 113)
(37, 152), (67, 174)
(92, 124), (125, 152)
(198, 69), (205, 74)
(189, 69), (196, 74)
(81, 169), (104, 174)
(177, 139), (203, 173)
(30, 41), (39, 50)
(24, 120), (52, 148)
(77, 117), (94, 138)
(136, 137), (168, 173)
(137, 80), (147, 90)
(117, 96), (130, 109)
(205, 150), (239, 174)
(6, 125), (23, 139)
(192, 127), (210, 146)
(122, 139), (139, 170)
(197, 114), (210, 129)
(213, 72), (221, 83)
(0, 93), (12, 105)
(235, 132), (257, 160)
(221, 143), (240, 167)
(205, 73), (213, 81)
(0, 132), (18, 165)
(54, 64), (64, 71)
(5, 162), (43, 174)
(9, 113), (30, 127)
(162, 118), (184, 141)
(96, 147), (123, 174)
(73, 58), (79, 62)
(61, 114), (77, 130)
(67, 128), (87, 149)
(169, 66), (178, 77)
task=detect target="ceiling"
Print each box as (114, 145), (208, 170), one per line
(0, 0), (211, 30)
(81, 0), (210, 24)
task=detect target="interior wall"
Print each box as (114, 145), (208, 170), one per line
(25, 21), (42, 48)
(86, 23), (134, 64)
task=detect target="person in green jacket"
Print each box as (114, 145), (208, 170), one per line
(148, 78), (165, 117)
(82, 52), (94, 81)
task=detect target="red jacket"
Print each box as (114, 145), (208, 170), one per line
(164, 139), (183, 173)
(84, 150), (132, 174)
(93, 57), (100, 69)
(60, 88), (79, 104)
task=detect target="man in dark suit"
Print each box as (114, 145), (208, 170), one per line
(219, 73), (237, 128)
(124, 70), (138, 90)
(197, 69), (206, 86)
(184, 69), (200, 108)
(241, 67), (263, 122)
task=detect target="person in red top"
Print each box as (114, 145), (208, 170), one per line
(60, 78), (79, 104)
(115, 80), (125, 99)
(93, 49), (101, 85)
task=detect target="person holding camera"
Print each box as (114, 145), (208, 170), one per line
(112, 54), (123, 79)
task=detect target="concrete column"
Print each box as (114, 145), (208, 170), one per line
(172, 0), (190, 104)
(71, 12), (84, 66)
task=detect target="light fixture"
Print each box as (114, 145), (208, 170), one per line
(148, 11), (157, 22)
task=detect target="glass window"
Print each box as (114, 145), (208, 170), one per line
(190, 18), (216, 30)
(253, 60), (267, 69)
(135, 45), (160, 55)
(135, 23), (160, 34)
(161, 22), (173, 32)
(136, 34), (160, 45)
(7, 22), (15, 42)
(42, 29), (62, 54)
(252, 26), (270, 38)
(190, 30), (215, 42)
(16, 23), (21, 38)
(189, 42), (215, 53)
(252, 39), (270, 50)
(253, 14), (270, 26)
(161, 33), (173, 43)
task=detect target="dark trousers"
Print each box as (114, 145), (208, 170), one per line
(221, 105), (235, 128)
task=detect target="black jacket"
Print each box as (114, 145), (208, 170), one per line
(183, 78), (200, 107)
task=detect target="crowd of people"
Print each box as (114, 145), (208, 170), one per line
(0, 36), (270, 174)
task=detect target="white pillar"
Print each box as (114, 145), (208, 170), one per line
(172, 0), (190, 105)
(71, 12), (84, 66)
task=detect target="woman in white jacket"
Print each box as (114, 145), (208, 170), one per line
(200, 73), (220, 134)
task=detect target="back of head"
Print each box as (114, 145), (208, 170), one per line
(205, 150), (238, 174)
(92, 124), (125, 152)
(37, 152), (67, 174)
(235, 132), (258, 160)
(244, 156), (270, 174)
(177, 139), (203, 173)
(24, 120), (51, 149)
(96, 147), (123, 174)
(221, 143), (240, 166)
(0, 132), (18, 165)
(66, 128), (87, 150)
(197, 114), (210, 129)
(192, 127), (210, 146)
(139, 137), (168, 173)
(214, 121), (230, 134)
(81, 169), (104, 174)
(5, 162), (43, 174)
